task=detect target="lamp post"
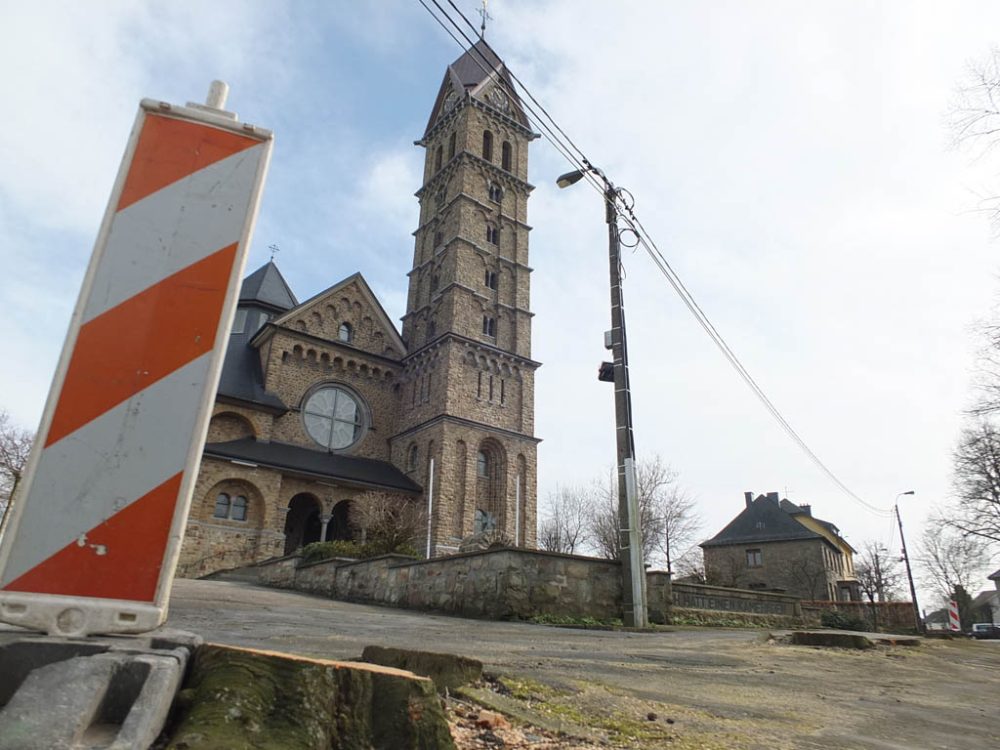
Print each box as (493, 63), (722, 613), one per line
(894, 490), (922, 633)
(557, 165), (647, 627)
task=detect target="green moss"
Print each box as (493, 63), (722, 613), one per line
(527, 613), (624, 628)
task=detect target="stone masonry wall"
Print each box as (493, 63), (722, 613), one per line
(252, 547), (658, 622)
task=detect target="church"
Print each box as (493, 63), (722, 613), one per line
(178, 40), (540, 577)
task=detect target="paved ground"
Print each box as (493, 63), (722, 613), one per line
(166, 579), (1000, 749)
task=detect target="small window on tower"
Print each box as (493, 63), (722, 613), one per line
(448, 132), (456, 159)
(486, 223), (499, 245)
(502, 141), (512, 171)
(435, 189), (445, 208)
(482, 316), (496, 338)
(485, 270), (498, 290)
(408, 444), (419, 471)
(427, 319), (436, 339)
(434, 146), (442, 172)
(434, 231), (443, 248)
(482, 130), (494, 161)
(431, 274), (440, 292)
(488, 183), (503, 202)
(338, 322), (353, 342)
(477, 450), (489, 477)
(232, 308), (248, 334)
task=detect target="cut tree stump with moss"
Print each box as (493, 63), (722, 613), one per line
(164, 643), (455, 750)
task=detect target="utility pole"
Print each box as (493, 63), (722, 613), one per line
(556, 165), (648, 627)
(894, 491), (922, 633)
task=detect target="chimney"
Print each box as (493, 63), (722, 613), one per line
(798, 503), (812, 517)
(744, 491), (754, 508)
(766, 491), (780, 505)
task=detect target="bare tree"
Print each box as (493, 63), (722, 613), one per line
(0, 410), (34, 520)
(949, 48), (1000, 231)
(855, 541), (904, 605)
(780, 550), (830, 601)
(949, 420), (1000, 545)
(704, 548), (744, 588)
(917, 519), (991, 603)
(349, 491), (427, 555)
(537, 485), (591, 554)
(642, 456), (702, 574)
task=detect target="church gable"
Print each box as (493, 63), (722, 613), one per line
(272, 273), (406, 359)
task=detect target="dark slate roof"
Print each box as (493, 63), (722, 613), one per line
(451, 38), (503, 88)
(701, 494), (824, 548)
(204, 438), (422, 494)
(239, 261), (298, 310)
(216, 262), (297, 411)
(989, 568), (1000, 581)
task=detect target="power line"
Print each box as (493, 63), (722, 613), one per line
(415, 1), (893, 518)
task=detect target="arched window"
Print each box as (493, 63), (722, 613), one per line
(477, 450), (489, 477)
(448, 132), (456, 159)
(434, 231), (443, 248)
(501, 141), (512, 171)
(435, 189), (445, 208)
(482, 130), (493, 161)
(434, 146), (442, 171)
(408, 444), (419, 471)
(231, 495), (248, 521)
(486, 223), (499, 245)
(482, 316), (496, 338)
(338, 322), (352, 342)
(474, 508), (497, 534)
(427, 319), (436, 339)
(484, 270), (498, 290)
(431, 274), (439, 292)
(214, 493), (231, 519)
(488, 183), (503, 202)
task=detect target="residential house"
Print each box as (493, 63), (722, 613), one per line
(701, 491), (860, 601)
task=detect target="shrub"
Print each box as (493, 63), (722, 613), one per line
(301, 540), (362, 564)
(820, 609), (867, 632)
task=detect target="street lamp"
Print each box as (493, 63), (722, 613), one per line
(894, 490), (922, 633)
(557, 165), (648, 627)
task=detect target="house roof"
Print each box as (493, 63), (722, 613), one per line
(701, 493), (854, 552)
(989, 568), (1000, 581)
(239, 261), (298, 311)
(701, 494), (823, 548)
(204, 438), (422, 494)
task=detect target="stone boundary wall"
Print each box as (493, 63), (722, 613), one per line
(252, 547), (644, 621)
(248, 548), (809, 625)
(671, 581), (802, 617)
(803, 600), (916, 632)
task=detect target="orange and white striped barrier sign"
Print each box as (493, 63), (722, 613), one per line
(948, 599), (961, 632)
(0, 86), (272, 635)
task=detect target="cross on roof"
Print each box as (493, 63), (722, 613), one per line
(478, 0), (492, 38)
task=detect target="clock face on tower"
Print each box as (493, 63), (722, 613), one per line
(487, 86), (510, 113)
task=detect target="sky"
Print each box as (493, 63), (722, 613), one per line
(2, 1), (999, 604)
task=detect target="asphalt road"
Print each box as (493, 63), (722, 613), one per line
(166, 579), (1000, 749)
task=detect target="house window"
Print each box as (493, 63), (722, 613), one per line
(477, 450), (489, 477)
(486, 223), (499, 245)
(501, 141), (512, 171)
(482, 316), (496, 338)
(232, 308), (248, 334)
(746, 549), (763, 568)
(448, 132), (456, 159)
(214, 493), (230, 518)
(482, 130), (493, 161)
(302, 385), (365, 451)
(488, 182), (503, 202)
(485, 270), (498, 289)
(338, 322), (352, 342)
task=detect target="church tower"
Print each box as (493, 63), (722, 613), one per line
(392, 40), (540, 555)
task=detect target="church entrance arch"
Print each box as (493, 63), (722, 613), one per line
(325, 500), (354, 541)
(284, 493), (322, 555)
